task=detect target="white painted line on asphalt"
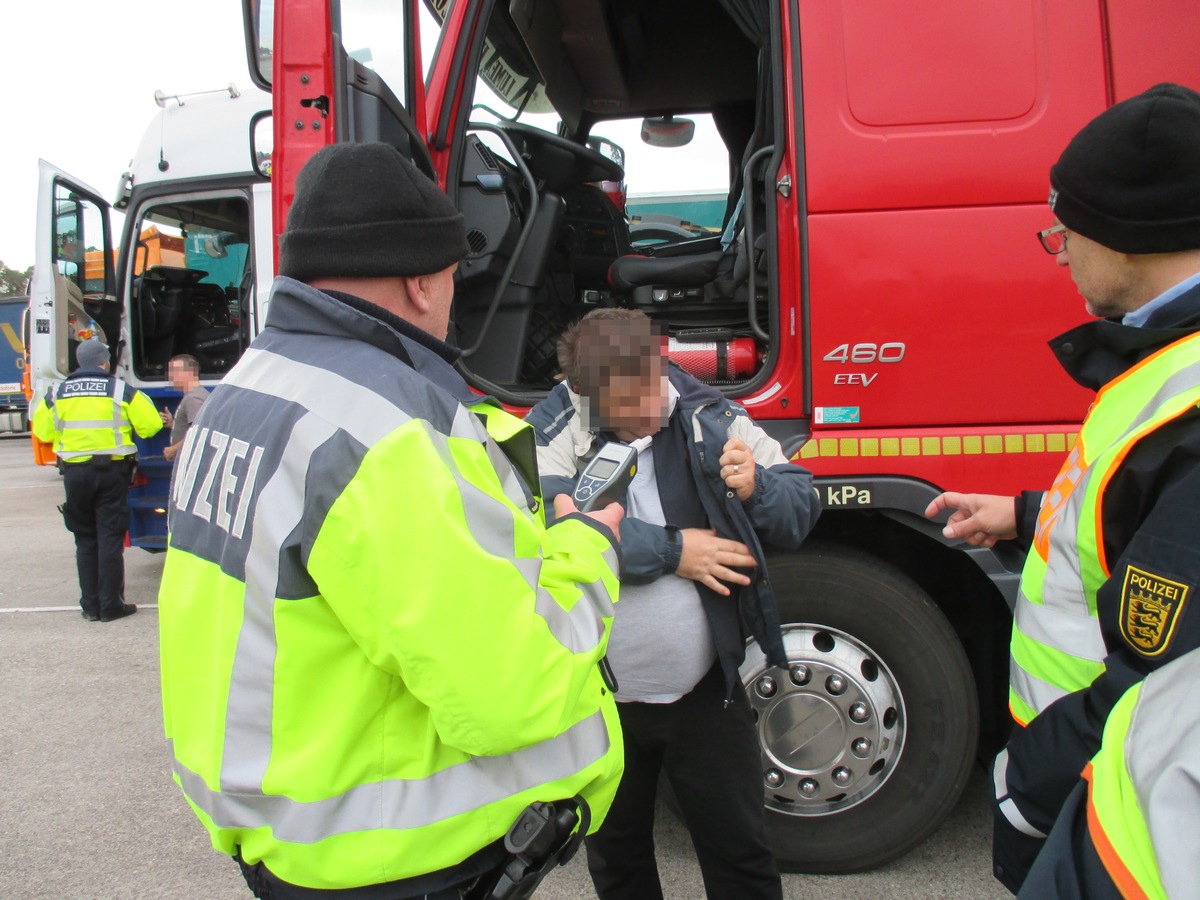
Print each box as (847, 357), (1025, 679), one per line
(0, 605), (159, 613)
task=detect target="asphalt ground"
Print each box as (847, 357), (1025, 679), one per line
(0, 434), (1007, 899)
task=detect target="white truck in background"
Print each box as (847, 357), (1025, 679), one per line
(29, 85), (272, 547)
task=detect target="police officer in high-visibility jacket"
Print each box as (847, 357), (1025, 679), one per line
(158, 143), (626, 899)
(1019, 647), (1200, 900)
(31, 338), (163, 622)
(925, 83), (1200, 893)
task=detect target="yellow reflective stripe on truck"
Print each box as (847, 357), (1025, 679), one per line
(796, 432), (1079, 460)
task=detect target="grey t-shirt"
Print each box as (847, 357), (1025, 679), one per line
(606, 441), (716, 703)
(170, 386), (209, 445)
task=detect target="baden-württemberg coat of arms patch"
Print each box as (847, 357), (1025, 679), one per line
(1120, 565), (1190, 657)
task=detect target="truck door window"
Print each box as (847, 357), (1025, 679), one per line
(52, 182), (116, 365)
(128, 196), (251, 381)
(251, 0), (433, 89)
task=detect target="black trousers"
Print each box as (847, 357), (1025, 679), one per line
(585, 664), (782, 900)
(62, 461), (130, 618)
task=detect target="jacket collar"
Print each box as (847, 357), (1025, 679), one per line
(265, 276), (480, 406)
(1051, 280), (1200, 391)
(560, 376), (700, 457)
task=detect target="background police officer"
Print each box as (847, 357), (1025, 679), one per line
(31, 339), (163, 621)
(925, 83), (1200, 892)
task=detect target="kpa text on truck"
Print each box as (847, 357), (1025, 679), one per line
(826, 484), (872, 506)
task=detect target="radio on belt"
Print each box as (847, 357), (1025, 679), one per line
(572, 441), (639, 512)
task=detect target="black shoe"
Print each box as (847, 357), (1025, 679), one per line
(81, 610), (100, 622)
(100, 603), (138, 622)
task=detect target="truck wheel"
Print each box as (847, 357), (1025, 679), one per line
(742, 542), (979, 873)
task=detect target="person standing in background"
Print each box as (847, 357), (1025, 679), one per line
(31, 338), (163, 621)
(158, 354), (207, 461)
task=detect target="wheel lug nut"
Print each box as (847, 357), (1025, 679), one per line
(765, 768), (784, 788)
(849, 702), (869, 723)
(756, 675), (777, 698)
(799, 778), (819, 797)
(852, 738), (872, 757)
(833, 767), (852, 786)
(789, 664), (810, 685)
(826, 674), (846, 695)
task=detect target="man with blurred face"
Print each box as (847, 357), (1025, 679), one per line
(527, 308), (822, 899)
(159, 354), (207, 462)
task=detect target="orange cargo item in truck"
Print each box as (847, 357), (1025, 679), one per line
(83, 226), (186, 285)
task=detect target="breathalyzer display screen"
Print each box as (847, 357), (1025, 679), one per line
(588, 458), (620, 478)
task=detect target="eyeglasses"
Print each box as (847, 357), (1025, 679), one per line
(1037, 223), (1069, 255)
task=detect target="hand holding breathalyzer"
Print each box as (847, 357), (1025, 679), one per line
(553, 494), (623, 543)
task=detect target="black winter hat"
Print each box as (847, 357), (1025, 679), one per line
(278, 143), (469, 281)
(1049, 83), (1200, 254)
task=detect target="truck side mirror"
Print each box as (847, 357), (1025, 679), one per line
(251, 111), (273, 179)
(244, 0), (274, 89)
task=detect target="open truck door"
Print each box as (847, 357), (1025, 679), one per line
(30, 161), (117, 465)
(243, 0), (436, 248)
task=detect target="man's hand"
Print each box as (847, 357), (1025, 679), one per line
(160, 408), (174, 428)
(719, 437), (756, 502)
(163, 443), (179, 462)
(677, 528), (757, 596)
(553, 494), (624, 543)
(924, 492), (1017, 548)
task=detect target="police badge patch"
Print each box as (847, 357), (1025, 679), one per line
(1119, 565), (1190, 657)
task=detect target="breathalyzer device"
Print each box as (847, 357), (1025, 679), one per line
(572, 441), (639, 512)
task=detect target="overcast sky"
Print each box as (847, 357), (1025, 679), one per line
(2, 1), (727, 275)
(2, 2), (250, 272)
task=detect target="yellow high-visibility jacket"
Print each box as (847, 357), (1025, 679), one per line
(1008, 330), (1200, 726)
(32, 369), (163, 461)
(159, 278), (623, 892)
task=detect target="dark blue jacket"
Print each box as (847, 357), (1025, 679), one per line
(527, 364), (822, 697)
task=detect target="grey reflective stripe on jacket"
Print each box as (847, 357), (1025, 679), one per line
(1121, 649), (1200, 899)
(169, 711), (610, 841)
(169, 330), (614, 831)
(993, 748), (1046, 839)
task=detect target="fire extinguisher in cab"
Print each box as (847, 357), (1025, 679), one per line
(667, 336), (761, 382)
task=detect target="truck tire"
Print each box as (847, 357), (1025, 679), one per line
(742, 541), (979, 873)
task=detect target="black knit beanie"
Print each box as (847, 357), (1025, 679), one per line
(1049, 83), (1200, 254)
(278, 143), (469, 281)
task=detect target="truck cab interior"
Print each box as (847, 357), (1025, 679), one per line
(445, 0), (777, 400)
(126, 196), (252, 380)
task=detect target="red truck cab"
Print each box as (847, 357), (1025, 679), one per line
(248, 0), (1200, 872)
